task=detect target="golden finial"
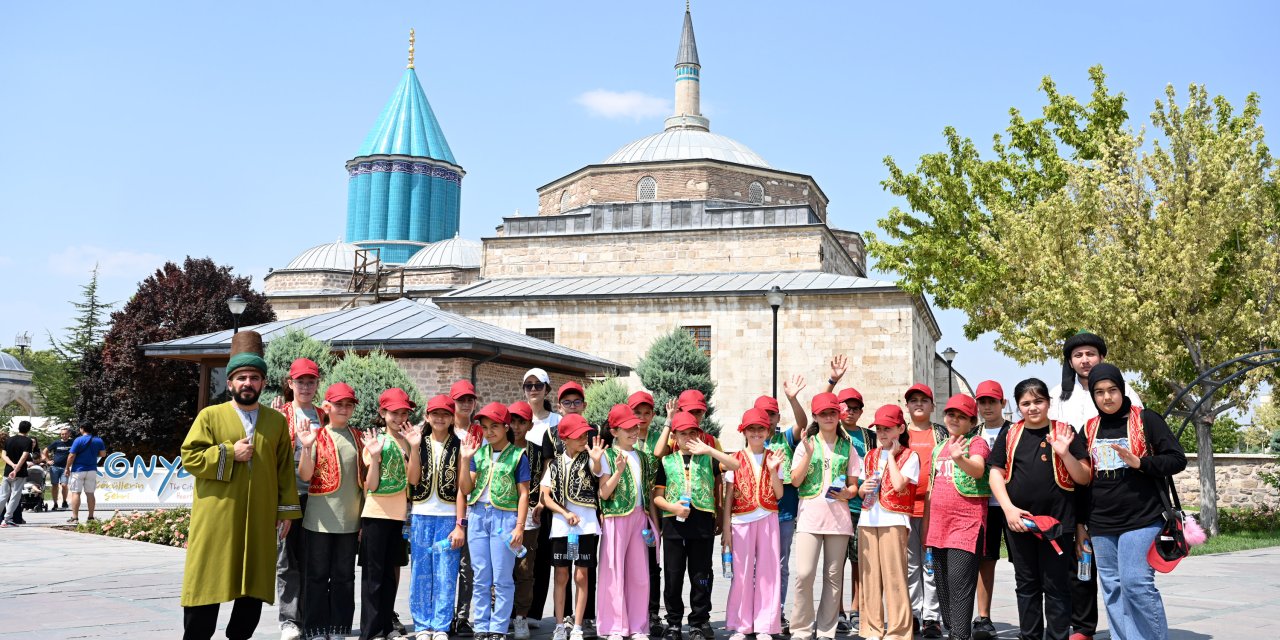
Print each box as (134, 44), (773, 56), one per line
(686, 0), (690, 11)
(408, 29), (416, 69)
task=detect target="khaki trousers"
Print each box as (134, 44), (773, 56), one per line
(858, 526), (912, 640)
(789, 531), (849, 640)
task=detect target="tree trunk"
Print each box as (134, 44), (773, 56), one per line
(1195, 411), (1220, 536)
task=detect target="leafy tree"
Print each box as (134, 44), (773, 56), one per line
(869, 67), (1280, 534)
(325, 349), (424, 430)
(2, 348), (72, 423)
(75, 257), (274, 457)
(1175, 415), (1241, 454)
(582, 378), (630, 427)
(636, 329), (719, 436)
(260, 328), (337, 408)
(52, 266), (113, 363)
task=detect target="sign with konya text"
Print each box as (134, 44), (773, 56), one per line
(93, 453), (193, 505)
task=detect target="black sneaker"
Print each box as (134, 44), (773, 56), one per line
(689, 624), (714, 640)
(836, 614), (851, 636)
(392, 612), (407, 635)
(971, 617), (996, 640)
(921, 619), (943, 638)
(456, 619), (475, 637)
(650, 616), (667, 636)
(584, 619), (597, 639)
(662, 627), (683, 640)
(779, 615), (790, 637)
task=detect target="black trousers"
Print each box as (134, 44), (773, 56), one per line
(648, 544), (662, 620)
(663, 536), (714, 627)
(1005, 530), (1074, 640)
(935, 548), (981, 640)
(456, 538), (473, 623)
(360, 518), (403, 640)
(183, 597), (263, 640)
(303, 528), (358, 636)
(1070, 552), (1098, 635)
(529, 519), (555, 619)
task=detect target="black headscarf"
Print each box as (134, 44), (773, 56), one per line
(1087, 362), (1130, 417)
(1060, 332), (1108, 400)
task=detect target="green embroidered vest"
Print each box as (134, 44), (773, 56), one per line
(468, 443), (526, 511)
(638, 427), (664, 458)
(661, 454), (716, 516)
(600, 447), (651, 517)
(929, 435), (991, 498)
(795, 435), (852, 500)
(370, 433), (408, 496)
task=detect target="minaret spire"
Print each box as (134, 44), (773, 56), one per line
(407, 28), (416, 69)
(666, 5), (709, 131)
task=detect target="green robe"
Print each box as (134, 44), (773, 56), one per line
(180, 401), (301, 607)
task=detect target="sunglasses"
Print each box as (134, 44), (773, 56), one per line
(523, 382), (547, 391)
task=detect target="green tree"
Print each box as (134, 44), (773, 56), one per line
(1, 348), (71, 422)
(582, 378), (630, 427)
(869, 67), (1280, 534)
(1176, 416), (1241, 454)
(636, 329), (719, 436)
(260, 328), (336, 408)
(325, 349), (424, 429)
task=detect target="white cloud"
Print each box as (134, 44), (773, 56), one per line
(48, 245), (166, 279)
(576, 90), (670, 121)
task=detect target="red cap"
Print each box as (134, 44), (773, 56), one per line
(975, 380), (1004, 401)
(558, 414), (592, 439)
(738, 408), (772, 432)
(670, 411), (702, 432)
(607, 404), (641, 430)
(677, 389), (708, 412)
(475, 402), (510, 425)
(1147, 533), (1187, 573)
(837, 387), (865, 406)
(507, 401), (533, 422)
(289, 358), (320, 380)
(558, 381), (585, 401)
(627, 390), (655, 410)
(870, 405), (906, 429)
(943, 394), (978, 418)
(904, 383), (934, 401)
(753, 395), (779, 414)
(426, 395), (455, 415)
(810, 392), (840, 415)
(378, 388), (416, 412)
(450, 380), (477, 401)
(324, 382), (357, 404)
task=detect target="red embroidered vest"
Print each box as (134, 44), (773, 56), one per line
(730, 449), (779, 515)
(1005, 420), (1075, 491)
(1084, 405), (1148, 463)
(863, 447), (916, 515)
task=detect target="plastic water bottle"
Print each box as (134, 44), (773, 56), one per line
(924, 547), (935, 577)
(1078, 540), (1093, 581)
(497, 527), (528, 558)
(721, 549), (734, 579)
(641, 526), (657, 548)
(402, 522), (412, 540)
(827, 474), (847, 502)
(433, 537), (451, 553)
(567, 526), (580, 561)
(1021, 517), (1039, 531)
(676, 494), (692, 522)
(861, 451), (889, 510)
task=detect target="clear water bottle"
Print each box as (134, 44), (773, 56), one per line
(433, 537), (451, 553)
(497, 527), (528, 558)
(567, 526), (580, 561)
(924, 547), (934, 577)
(861, 451), (889, 510)
(1078, 539), (1093, 581)
(721, 549), (734, 579)
(641, 526), (657, 548)
(676, 494), (692, 522)
(827, 474), (847, 502)
(402, 521), (412, 540)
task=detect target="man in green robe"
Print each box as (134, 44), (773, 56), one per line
(181, 331), (301, 640)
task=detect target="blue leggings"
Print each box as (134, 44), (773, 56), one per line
(410, 514), (462, 632)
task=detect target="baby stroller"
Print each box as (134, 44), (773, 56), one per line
(21, 464), (47, 513)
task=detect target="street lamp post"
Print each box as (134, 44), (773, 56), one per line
(13, 332), (31, 356)
(226, 295), (247, 334)
(942, 346), (957, 397)
(766, 286), (786, 398)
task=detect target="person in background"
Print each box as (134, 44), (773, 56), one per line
(43, 427), (75, 511)
(450, 379), (481, 638)
(510, 400), (545, 640)
(903, 384), (945, 638)
(971, 381), (1012, 640)
(774, 374), (812, 635)
(63, 423), (106, 524)
(0, 424), (24, 527)
(629, 391), (666, 636)
(522, 368), (561, 630)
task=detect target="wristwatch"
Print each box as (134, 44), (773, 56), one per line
(457, 518), (468, 529)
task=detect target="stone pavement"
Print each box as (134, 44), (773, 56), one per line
(0, 508), (1274, 639)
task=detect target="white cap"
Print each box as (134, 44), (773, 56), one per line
(522, 368), (550, 385)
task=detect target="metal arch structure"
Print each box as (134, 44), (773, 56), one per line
(1161, 349), (1280, 439)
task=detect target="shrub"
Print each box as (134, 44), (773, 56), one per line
(636, 329), (720, 436)
(78, 508), (191, 548)
(1217, 504), (1280, 534)
(582, 378), (630, 427)
(326, 349), (424, 429)
(261, 328), (336, 408)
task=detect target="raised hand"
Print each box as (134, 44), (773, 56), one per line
(1047, 423), (1075, 456)
(296, 427), (317, 450)
(946, 435), (968, 462)
(460, 433), (481, 459)
(1109, 443), (1141, 469)
(765, 448), (785, 471)
(403, 422), (424, 447)
(684, 437), (712, 457)
(360, 430), (381, 456)
(783, 374), (806, 400)
(665, 398), (679, 417)
(587, 435), (607, 464)
(829, 354), (848, 382)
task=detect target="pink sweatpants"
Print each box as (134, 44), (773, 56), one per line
(598, 509), (652, 636)
(726, 514), (782, 634)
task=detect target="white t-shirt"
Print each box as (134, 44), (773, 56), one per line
(540, 454), (600, 538)
(412, 438), (457, 517)
(596, 449), (644, 512)
(528, 411), (561, 446)
(856, 451), (920, 529)
(979, 422), (1007, 507)
(724, 451), (786, 525)
(1049, 378), (1143, 431)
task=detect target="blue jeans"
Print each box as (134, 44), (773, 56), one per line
(469, 502), (520, 634)
(1092, 522), (1168, 640)
(410, 514), (463, 632)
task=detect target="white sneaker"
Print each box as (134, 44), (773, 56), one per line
(281, 623), (303, 640)
(570, 628), (585, 640)
(631, 634), (650, 640)
(553, 624), (569, 640)
(608, 634), (625, 640)
(757, 634), (773, 640)
(434, 632), (450, 640)
(514, 617), (531, 640)
(730, 634), (747, 640)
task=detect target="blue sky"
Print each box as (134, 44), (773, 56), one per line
(2, 1), (1277, 399)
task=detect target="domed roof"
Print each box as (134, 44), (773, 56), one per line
(603, 128), (770, 168)
(285, 241), (362, 271)
(358, 68), (457, 164)
(0, 352), (29, 373)
(405, 236), (482, 269)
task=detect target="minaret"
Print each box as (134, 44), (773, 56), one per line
(664, 5), (710, 132)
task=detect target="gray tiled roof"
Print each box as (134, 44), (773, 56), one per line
(143, 298), (627, 375)
(438, 271), (897, 301)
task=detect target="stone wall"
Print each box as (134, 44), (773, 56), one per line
(402, 266), (480, 288)
(479, 225), (859, 279)
(394, 356), (589, 405)
(829, 229), (867, 277)
(436, 290), (933, 449)
(1175, 453), (1280, 509)
(264, 270), (352, 294)
(538, 162), (828, 221)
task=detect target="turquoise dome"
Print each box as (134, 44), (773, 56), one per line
(358, 68), (456, 163)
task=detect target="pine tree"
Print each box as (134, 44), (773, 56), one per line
(325, 349), (425, 430)
(582, 377), (630, 427)
(635, 329), (719, 436)
(260, 328), (337, 408)
(53, 265), (112, 362)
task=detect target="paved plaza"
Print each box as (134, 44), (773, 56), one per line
(0, 509), (1272, 639)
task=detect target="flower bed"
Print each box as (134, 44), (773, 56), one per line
(77, 508), (190, 548)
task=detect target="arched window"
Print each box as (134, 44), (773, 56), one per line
(748, 181), (765, 205)
(637, 176), (657, 202)
(559, 190), (572, 212)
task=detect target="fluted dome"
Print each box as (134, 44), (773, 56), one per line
(0, 353), (29, 373)
(604, 128), (770, 168)
(405, 236), (482, 269)
(285, 241), (361, 271)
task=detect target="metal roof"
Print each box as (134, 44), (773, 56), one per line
(604, 128), (769, 167)
(677, 10), (700, 67)
(357, 69), (456, 163)
(143, 298), (627, 375)
(438, 271), (898, 302)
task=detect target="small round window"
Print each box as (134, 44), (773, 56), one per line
(748, 181), (764, 205)
(637, 176), (658, 202)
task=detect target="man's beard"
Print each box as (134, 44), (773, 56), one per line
(233, 387), (261, 406)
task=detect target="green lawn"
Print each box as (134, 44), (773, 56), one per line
(1192, 530), (1280, 556)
